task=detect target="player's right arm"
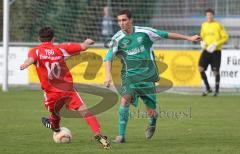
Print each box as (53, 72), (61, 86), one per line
(104, 49), (113, 87)
(200, 23), (205, 39)
(20, 48), (37, 70)
(104, 60), (112, 87)
(103, 35), (120, 87)
(199, 24), (206, 49)
(20, 57), (35, 70)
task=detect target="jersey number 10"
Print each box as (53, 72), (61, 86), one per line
(45, 62), (61, 80)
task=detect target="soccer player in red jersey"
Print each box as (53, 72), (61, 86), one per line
(20, 26), (111, 149)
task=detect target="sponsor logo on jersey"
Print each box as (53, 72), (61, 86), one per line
(126, 45), (145, 55)
(40, 54), (62, 60)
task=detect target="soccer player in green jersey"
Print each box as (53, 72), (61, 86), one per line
(104, 9), (201, 143)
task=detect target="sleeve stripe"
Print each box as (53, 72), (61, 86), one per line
(36, 49), (39, 56)
(59, 48), (70, 58)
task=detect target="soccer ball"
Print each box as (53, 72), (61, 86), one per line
(53, 127), (72, 143)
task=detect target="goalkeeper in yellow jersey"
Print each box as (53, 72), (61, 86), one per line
(199, 8), (228, 97)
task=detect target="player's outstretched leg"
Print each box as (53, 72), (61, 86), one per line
(77, 104), (111, 149)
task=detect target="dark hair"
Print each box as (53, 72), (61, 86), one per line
(205, 8), (215, 15)
(117, 9), (132, 19)
(39, 26), (54, 42)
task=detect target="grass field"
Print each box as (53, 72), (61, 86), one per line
(0, 88), (240, 154)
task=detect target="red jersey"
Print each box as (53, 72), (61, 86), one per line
(28, 42), (83, 93)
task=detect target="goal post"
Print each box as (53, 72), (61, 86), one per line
(2, 0), (10, 92)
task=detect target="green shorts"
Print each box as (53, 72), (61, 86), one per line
(120, 81), (157, 109)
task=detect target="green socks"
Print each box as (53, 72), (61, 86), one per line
(118, 105), (130, 136)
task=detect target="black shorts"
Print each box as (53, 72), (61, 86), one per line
(199, 50), (221, 71)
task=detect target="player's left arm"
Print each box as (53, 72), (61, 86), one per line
(58, 38), (95, 57)
(80, 38), (95, 50)
(168, 33), (201, 42)
(215, 24), (229, 46)
(145, 27), (200, 42)
(20, 57), (35, 70)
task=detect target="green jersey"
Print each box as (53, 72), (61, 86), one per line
(104, 26), (168, 83)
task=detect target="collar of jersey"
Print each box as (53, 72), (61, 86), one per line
(41, 41), (53, 46)
(206, 20), (216, 24)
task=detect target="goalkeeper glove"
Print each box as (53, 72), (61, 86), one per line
(200, 41), (206, 50)
(206, 43), (217, 53)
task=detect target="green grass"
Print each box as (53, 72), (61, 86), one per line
(0, 88), (240, 154)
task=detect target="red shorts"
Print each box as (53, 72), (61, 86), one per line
(43, 90), (84, 113)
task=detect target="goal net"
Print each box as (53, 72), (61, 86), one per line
(6, 0), (240, 48)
